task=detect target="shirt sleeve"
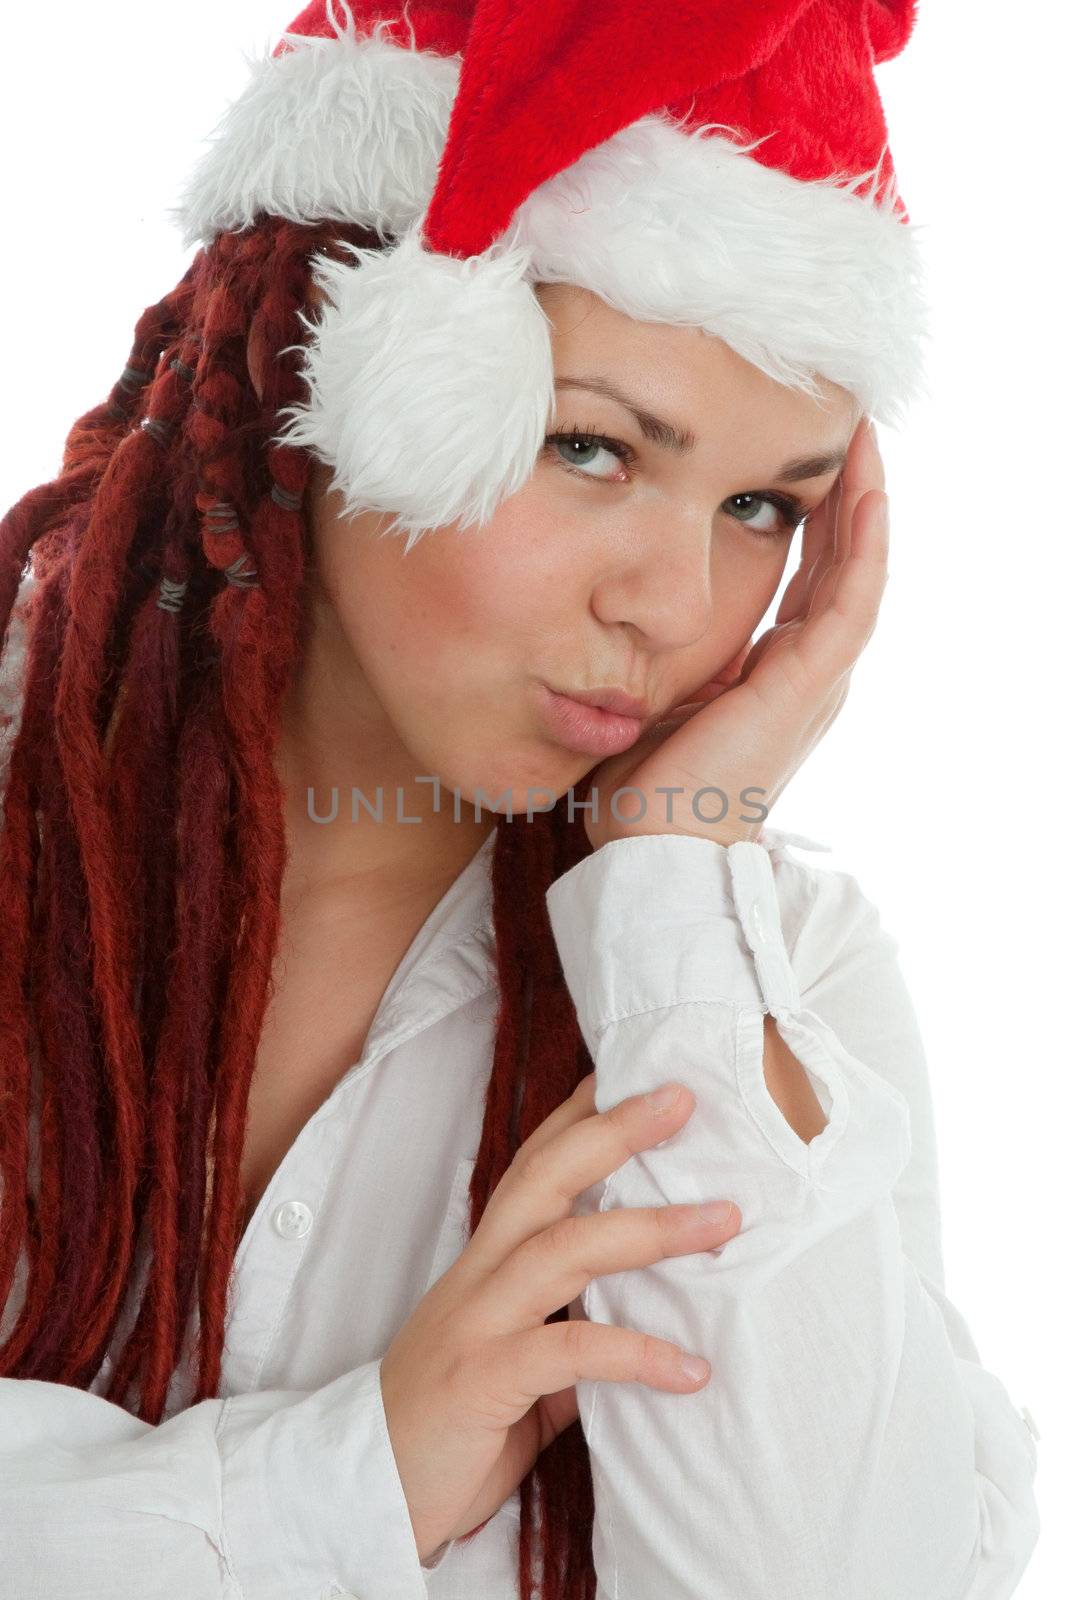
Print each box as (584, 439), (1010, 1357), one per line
(0, 1356), (435, 1599)
(544, 830), (1041, 1600)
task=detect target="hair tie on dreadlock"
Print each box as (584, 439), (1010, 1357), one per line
(118, 364), (153, 394)
(224, 553), (258, 588)
(156, 576), (188, 614)
(140, 417), (177, 448)
(200, 499), (248, 575)
(270, 482), (303, 512)
(203, 500), (241, 532)
(168, 357), (197, 383)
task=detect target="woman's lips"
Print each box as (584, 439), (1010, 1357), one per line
(535, 682), (645, 756)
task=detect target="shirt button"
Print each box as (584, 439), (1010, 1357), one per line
(1020, 1405), (1041, 1441)
(272, 1199), (313, 1239)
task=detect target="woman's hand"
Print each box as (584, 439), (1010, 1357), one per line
(379, 1075), (741, 1563)
(583, 417), (889, 851)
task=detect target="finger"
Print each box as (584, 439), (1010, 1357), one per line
(831, 489), (890, 647)
(864, 416), (886, 490)
(776, 478), (838, 624)
(815, 418), (884, 603)
(495, 1317), (713, 1416)
(512, 1073), (598, 1168)
(806, 412), (883, 624)
(468, 1082), (699, 1272)
(806, 471), (848, 620)
(476, 1198), (741, 1334)
(794, 490), (889, 680)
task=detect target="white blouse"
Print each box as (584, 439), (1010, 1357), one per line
(0, 572), (1042, 1598)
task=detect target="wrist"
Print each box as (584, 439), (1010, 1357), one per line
(583, 790), (769, 851)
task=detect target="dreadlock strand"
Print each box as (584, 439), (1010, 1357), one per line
(104, 662), (235, 1418)
(185, 239), (313, 1402)
(100, 260), (255, 1413)
(9, 568), (112, 1380)
(50, 432), (185, 1374)
(100, 571), (192, 1413)
(1, 211), (608, 1596)
(0, 562), (63, 1350)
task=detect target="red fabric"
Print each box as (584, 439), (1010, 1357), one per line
(277, 1), (474, 58)
(276, 0), (917, 257)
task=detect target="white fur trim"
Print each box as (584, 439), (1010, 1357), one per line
(169, 18), (459, 251)
(271, 228), (555, 549)
(173, 21), (929, 539)
(506, 114), (929, 427)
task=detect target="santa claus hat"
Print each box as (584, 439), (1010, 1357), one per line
(172, 0), (929, 548)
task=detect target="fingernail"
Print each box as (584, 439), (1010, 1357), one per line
(679, 1354), (711, 1382)
(645, 1084), (681, 1114)
(697, 1201), (736, 1226)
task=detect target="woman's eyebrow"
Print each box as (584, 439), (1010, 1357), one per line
(556, 375), (696, 453)
(774, 447), (849, 482)
(555, 374), (849, 481)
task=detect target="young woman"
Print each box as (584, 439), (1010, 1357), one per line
(0, 3), (1041, 1597)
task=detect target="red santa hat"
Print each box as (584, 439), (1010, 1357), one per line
(173, 0), (929, 548)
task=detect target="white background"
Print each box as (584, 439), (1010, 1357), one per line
(1, 4), (1063, 1595)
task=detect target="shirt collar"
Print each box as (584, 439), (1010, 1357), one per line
(336, 819), (831, 1087)
(387, 824), (498, 990)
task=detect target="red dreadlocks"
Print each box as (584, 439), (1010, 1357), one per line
(0, 213), (598, 1600)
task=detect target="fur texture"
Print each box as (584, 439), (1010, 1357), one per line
(508, 114), (929, 427)
(172, 8), (928, 544)
(171, 19), (459, 250)
(268, 111), (927, 546)
(271, 227), (556, 546)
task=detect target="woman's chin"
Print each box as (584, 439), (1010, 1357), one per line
(449, 751), (589, 818)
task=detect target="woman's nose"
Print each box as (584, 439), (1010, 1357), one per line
(590, 505), (716, 650)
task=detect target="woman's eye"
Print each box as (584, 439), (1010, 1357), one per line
(545, 430), (634, 481)
(725, 493), (804, 539)
(545, 435), (809, 537)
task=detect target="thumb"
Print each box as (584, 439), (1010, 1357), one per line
(538, 1383), (580, 1446)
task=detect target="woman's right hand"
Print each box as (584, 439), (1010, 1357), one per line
(379, 1073), (742, 1563)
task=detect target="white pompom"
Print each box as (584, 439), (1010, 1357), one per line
(272, 228), (555, 551)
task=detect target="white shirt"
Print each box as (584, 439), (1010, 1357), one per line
(0, 572), (1041, 1598)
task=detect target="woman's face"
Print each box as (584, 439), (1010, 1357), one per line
(299, 281), (859, 814)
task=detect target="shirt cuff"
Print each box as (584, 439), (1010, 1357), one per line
(545, 833), (796, 1039)
(217, 1356), (431, 1600)
(545, 832), (911, 1198)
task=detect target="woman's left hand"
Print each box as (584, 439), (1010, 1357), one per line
(583, 416), (889, 852)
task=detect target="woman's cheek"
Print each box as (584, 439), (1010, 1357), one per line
(711, 535), (791, 619)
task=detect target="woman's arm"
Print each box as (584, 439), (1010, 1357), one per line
(0, 1358), (433, 1598)
(545, 830), (1040, 1600)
